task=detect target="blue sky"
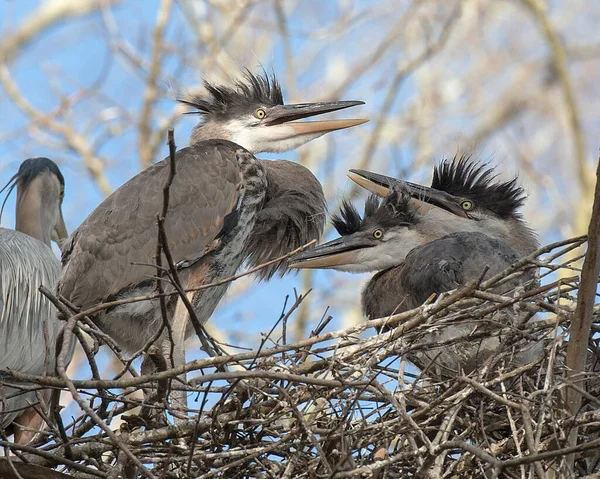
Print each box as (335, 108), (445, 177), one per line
(0, 1), (388, 367)
(1, 1), (599, 421)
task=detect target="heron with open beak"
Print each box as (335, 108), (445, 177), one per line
(291, 157), (541, 377)
(57, 70), (368, 414)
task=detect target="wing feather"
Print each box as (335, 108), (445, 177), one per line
(245, 160), (326, 279)
(59, 140), (244, 309)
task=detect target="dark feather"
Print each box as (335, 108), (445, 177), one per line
(0, 157), (63, 222)
(17, 158), (64, 188)
(244, 160), (326, 280)
(363, 194), (379, 220)
(372, 187), (417, 229)
(332, 187), (417, 236)
(432, 155), (525, 218)
(332, 200), (362, 235)
(178, 69), (283, 118)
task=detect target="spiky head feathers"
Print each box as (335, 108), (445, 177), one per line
(332, 187), (417, 236)
(432, 156), (526, 218)
(179, 70), (283, 118)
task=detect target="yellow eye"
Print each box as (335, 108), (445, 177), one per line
(461, 200), (473, 211)
(373, 229), (383, 239)
(256, 108), (266, 119)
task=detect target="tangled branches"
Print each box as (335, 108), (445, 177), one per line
(0, 233), (599, 478)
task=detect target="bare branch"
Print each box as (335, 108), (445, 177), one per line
(564, 152), (600, 470)
(0, 0), (122, 64)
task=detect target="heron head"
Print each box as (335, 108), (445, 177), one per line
(290, 186), (448, 273)
(1, 158), (68, 248)
(347, 156), (539, 256)
(179, 70), (368, 154)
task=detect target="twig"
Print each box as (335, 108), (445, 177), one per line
(55, 318), (157, 479)
(38, 240), (318, 331)
(154, 129), (177, 369)
(521, 0), (590, 200)
(0, 65), (111, 195)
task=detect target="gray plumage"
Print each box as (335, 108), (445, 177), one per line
(0, 158), (72, 441)
(0, 230), (62, 428)
(57, 71), (364, 365)
(291, 158), (542, 378)
(363, 232), (530, 318)
(247, 160), (326, 280)
(59, 141), (267, 352)
(362, 232), (540, 377)
(59, 153), (326, 352)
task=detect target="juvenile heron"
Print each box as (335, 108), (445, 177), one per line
(291, 158), (540, 377)
(346, 157), (539, 256)
(0, 158), (71, 444)
(57, 71), (367, 410)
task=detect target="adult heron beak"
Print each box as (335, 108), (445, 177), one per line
(289, 235), (373, 269)
(266, 101), (369, 134)
(348, 169), (470, 218)
(52, 210), (69, 248)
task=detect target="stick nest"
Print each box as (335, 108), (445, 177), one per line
(1, 235), (599, 479)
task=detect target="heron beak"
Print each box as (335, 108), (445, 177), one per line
(289, 236), (372, 269)
(52, 210), (69, 249)
(266, 101), (368, 134)
(346, 170), (390, 197)
(348, 169), (470, 218)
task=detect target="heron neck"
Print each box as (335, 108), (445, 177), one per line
(15, 181), (51, 247)
(190, 123), (231, 146)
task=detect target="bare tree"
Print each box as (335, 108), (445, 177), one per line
(1, 0), (599, 477)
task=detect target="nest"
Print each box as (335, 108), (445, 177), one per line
(1, 235), (599, 479)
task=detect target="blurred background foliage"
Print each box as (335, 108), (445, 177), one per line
(1, 0), (599, 391)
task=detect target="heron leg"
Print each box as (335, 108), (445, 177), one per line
(163, 293), (192, 423)
(13, 389), (51, 445)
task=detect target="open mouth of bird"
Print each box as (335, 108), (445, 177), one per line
(289, 237), (373, 269)
(265, 101), (369, 132)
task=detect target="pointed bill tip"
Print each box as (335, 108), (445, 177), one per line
(339, 100), (365, 108)
(347, 171), (390, 197)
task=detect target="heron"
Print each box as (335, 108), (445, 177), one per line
(346, 157), (539, 257)
(0, 158), (71, 444)
(57, 71), (367, 411)
(290, 157), (541, 377)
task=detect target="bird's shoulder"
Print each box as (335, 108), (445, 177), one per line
(261, 160), (322, 195)
(244, 159), (326, 280)
(75, 141), (244, 223)
(403, 236), (465, 292)
(362, 264), (410, 319)
(59, 142), (249, 308)
(401, 232), (521, 305)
